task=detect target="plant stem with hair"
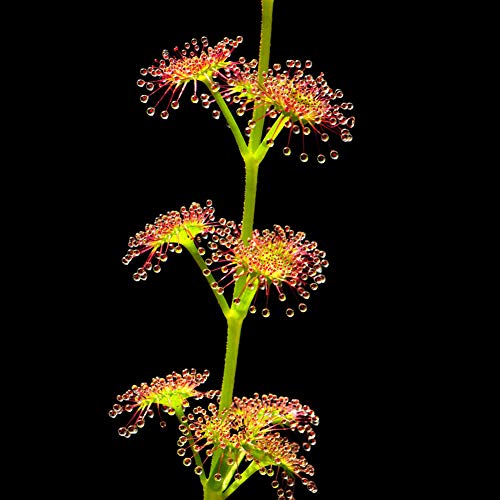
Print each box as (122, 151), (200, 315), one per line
(204, 1), (275, 496)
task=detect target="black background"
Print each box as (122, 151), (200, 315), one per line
(35, 2), (422, 498)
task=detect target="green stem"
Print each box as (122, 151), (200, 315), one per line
(240, 156), (259, 244)
(230, 156), (260, 302)
(222, 461), (261, 498)
(209, 86), (249, 159)
(248, 0), (274, 152)
(206, 2), (276, 496)
(203, 485), (225, 500)
(184, 239), (230, 317)
(207, 311), (244, 485)
(253, 113), (289, 164)
(219, 312), (244, 411)
(220, 450), (245, 492)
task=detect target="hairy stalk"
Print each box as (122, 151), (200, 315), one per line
(203, 486), (225, 500)
(248, 0), (274, 152)
(205, 2), (276, 497)
(222, 462), (261, 498)
(219, 312), (244, 411)
(240, 156), (260, 244)
(184, 239), (230, 316)
(220, 449), (245, 492)
(254, 113), (289, 163)
(209, 85), (249, 159)
(217, 0), (275, 417)
(207, 311), (244, 488)
(240, 0), (275, 242)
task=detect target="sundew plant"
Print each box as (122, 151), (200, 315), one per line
(108, 1), (355, 499)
